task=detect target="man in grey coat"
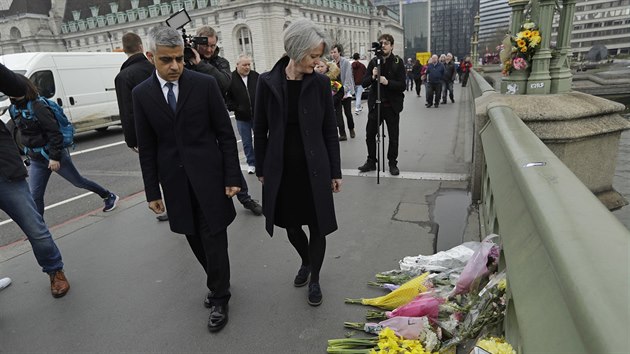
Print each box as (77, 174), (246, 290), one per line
(331, 44), (356, 139)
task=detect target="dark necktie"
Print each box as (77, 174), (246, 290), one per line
(166, 82), (176, 113)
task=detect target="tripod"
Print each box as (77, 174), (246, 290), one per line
(374, 55), (387, 184)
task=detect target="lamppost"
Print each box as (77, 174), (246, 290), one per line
(106, 31), (114, 51)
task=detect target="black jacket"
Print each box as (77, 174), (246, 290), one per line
(0, 63), (27, 180)
(443, 61), (457, 83)
(191, 50), (231, 95)
(426, 63), (445, 84)
(254, 56), (341, 237)
(114, 53), (154, 148)
(10, 99), (64, 161)
(133, 69), (241, 235)
(361, 54), (406, 113)
(225, 69), (259, 122)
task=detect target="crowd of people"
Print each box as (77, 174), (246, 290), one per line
(0, 18), (472, 335)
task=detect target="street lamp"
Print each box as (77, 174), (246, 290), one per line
(106, 31), (114, 51)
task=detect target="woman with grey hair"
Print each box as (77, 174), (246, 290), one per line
(254, 18), (342, 307)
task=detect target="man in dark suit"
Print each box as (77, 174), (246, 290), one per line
(132, 26), (241, 333)
(225, 54), (258, 175)
(115, 32), (168, 222)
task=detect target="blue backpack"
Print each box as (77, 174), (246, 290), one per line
(9, 96), (75, 159)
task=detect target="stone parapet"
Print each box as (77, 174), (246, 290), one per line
(472, 89), (630, 209)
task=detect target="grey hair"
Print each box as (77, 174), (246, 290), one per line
(283, 18), (330, 63)
(146, 26), (184, 53)
(236, 53), (252, 64)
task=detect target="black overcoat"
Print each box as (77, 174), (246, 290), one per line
(254, 56), (341, 237)
(132, 69), (242, 235)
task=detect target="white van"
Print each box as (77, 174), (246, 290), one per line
(0, 52), (127, 132)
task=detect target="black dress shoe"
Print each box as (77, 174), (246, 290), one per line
(208, 304), (229, 332)
(156, 213), (168, 222)
(294, 265), (310, 287)
(389, 164), (400, 176)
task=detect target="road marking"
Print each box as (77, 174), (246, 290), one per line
(69, 141), (126, 156)
(0, 192), (94, 226)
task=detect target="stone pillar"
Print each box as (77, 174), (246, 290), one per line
(549, 0), (577, 93)
(501, 0), (530, 94)
(526, 0), (555, 94)
(472, 13), (479, 69)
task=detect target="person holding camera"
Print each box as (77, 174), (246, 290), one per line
(187, 26), (231, 94)
(133, 26), (242, 332)
(0, 63), (70, 299)
(357, 34), (406, 176)
(188, 26), (262, 216)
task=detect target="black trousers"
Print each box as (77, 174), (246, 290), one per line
(336, 98), (355, 136)
(185, 193), (231, 306)
(366, 105), (400, 165)
(426, 82), (442, 105)
(414, 79), (422, 96)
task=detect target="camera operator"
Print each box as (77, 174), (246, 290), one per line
(187, 26), (231, 95)
(357, 34), (406, 176)
(187, 26), (263, 216)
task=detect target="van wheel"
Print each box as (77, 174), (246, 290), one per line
(95, 127), (109, 132)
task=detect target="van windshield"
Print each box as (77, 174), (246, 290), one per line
(0, 70), (26, 102)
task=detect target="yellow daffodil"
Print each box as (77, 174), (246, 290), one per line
(529, 36), (541, 47)
(520, 46), (528, 53)
(477, 337), (516, 354)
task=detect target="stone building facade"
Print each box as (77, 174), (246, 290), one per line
(0, 0), (403, 72)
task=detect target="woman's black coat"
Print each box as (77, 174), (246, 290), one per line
(254, 56), (341, 237)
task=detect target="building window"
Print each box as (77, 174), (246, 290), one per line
(9, 27), (21, 40)
(236, 26), (253, 56)
(234, 11), (244, 19)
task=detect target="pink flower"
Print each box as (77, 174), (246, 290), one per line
(512, 57), (528, 71)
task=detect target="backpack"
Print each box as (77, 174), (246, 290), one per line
(9, 96), (75, 159)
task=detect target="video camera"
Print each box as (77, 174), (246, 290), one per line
(370, 41), (384, 58)
(165, 8), (208, 65)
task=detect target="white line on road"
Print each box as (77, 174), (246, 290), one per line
(0, 192), (95, 226)
(69, 141), (126, 156)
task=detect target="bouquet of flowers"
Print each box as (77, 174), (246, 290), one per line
(501, 20), (542, 76)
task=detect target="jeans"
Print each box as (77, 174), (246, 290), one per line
(442, 80), (454, 102)
(354, 85), (363, 110)
(236, 119), (255, 167)
(236, 172), (251, 204)
(406, 76), (414, 90)
(0, 175), (63, 273)
(28, 149), (110, 216)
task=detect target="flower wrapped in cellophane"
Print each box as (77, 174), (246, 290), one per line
(345, 317), (440, 352)
(475, 336), (516, 354)
(345, 273), (430, 310)
(501, 20), (542, 76)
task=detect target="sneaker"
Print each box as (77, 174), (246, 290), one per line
(354, 109), (360, 115)
(0, 277), (11, 291)
(389, 164), (400, 176)
(242, 199), (263, 216)
(358, 159), (376, 172)
(49, 270), (70, 298)
(307, 282), (323, 306)
(349, 129), (356, 139)
(293, 265), (310, 287)
(247, 165), (255, 174)
(103, 193), (119, 212)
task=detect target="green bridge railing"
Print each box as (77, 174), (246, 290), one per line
(470, 71), (629, 353)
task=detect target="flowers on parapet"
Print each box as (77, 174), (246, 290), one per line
(501, 20), (541, 76)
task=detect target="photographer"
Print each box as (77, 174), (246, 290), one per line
(187, 26), (231, 94)
(187, 26), (262, 216)
(357, 34), (406, 176)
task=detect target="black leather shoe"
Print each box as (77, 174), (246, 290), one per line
(339, 135), (348, 141)
(425, 103), (432, 108)
(208, 304), (229, 332)
(156, 213), (168, 222)
(358, 159), (377, 172)
(308, 282), (323, 306)
(389, 164), (400, 176)
(294, 265), (310, 287)
(242, 199), (263, 216)
(204, 291), (212, 308)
